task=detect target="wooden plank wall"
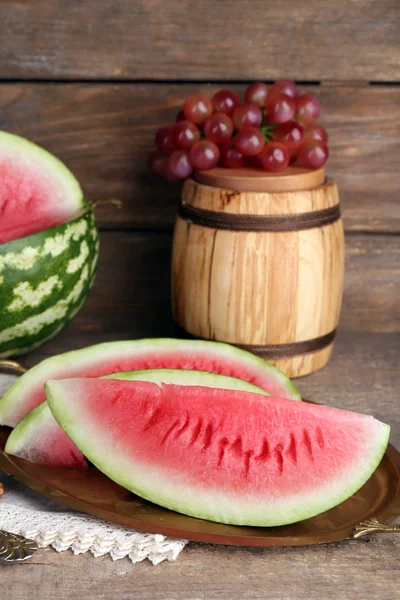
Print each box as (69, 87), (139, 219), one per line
(0, 1), (398, 81)
(0, 0), (398, 367)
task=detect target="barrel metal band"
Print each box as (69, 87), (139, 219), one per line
(178, 202), (341, 232)
(174, 326), (337, 359)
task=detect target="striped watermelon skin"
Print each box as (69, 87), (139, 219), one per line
(0, 209), (99, 358)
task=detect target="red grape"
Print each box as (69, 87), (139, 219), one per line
(183, 93), (213, 124)
(168, 150), (193, 179)
(234, 126), (265, 157)
(269, 79), (298, 99)
(155, 126), (176, 155)
(172, 120), (201, 150)
(248, 153), (264, 169)
(295, 95), (321, 125)
(232, 103), (262, 129)
(212, 89), (241, 116)
(273, 121), (304, 150)
(260, 142), (290, 172)
(245, 82), (269, 106)
(220, 141), (245, 168)
(304, 124), (328, 144)
(164, 166), (181, 182)
(299, 140), (328, 168)
(190, 140), (220, 170)
(265, 93), (295, 124)
(289, 149), (300, 165)
(176, 109), (186, 122)
(148, 150), (168, 176)
(204, 112), (234, 144)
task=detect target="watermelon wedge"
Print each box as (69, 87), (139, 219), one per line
(0, 338), (301, 427)
(5, 369), (269, 469)
(46, 378), (390, 526)
(0, 131), (85, 245)
(0, 131), (99, 358)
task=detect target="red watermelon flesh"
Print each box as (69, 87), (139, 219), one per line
(5, 369), (269, 470)
(0, 339), (300, 428)
(0, 131), (84, 244)
(46, 378), (390, 526)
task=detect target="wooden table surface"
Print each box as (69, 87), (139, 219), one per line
(0, 1), (399, 598)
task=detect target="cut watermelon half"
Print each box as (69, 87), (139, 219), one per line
(5, 369), (269, 469)
(46, 378), (390, 526)
(0, 131), (98, 358)
(0, 338), (301, 427)
(0, 131), (86, 245)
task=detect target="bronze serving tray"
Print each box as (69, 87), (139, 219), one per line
(0, 426), (399, 546)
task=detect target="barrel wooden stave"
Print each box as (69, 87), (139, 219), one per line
(171, 175), (344, 378)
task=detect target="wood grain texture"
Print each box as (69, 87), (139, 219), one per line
(0, 83), (399, 232)
(13, 231), (397, 369)
(0, 0), (398, 81)
(183, 176), (340, 215)
(172, 178), (344, 377)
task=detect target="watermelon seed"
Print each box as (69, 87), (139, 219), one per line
(161, 419), (181, 445)
(217, 438), (230, 467)
(302, 429), (314, 460)
(173, 412), (190, 440)
(188, 417), (203, 447)
(286, 433), (297, 464)
(202, 423), (214, 451)
(274, 445), (284, 474)
(316, 426), (325, 449)
(255, 438), (270, 462)
(110, 391), (124, 407)
(243, 450), (254, 478)
(142, 407), (162, 432)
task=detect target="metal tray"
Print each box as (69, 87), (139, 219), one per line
(0, 426), (399, 546)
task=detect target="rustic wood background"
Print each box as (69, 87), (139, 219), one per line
(0, 1), (399, 598)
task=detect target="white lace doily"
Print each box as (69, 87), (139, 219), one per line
(0, 373), (188, 564)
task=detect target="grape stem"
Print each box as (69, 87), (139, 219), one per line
(260, 107), (279, 142)
(260, 124), (279, 142)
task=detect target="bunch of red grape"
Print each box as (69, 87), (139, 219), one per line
(149, 80), (329, 181)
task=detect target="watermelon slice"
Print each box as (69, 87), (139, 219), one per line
(5, 369), (269, 469)
(0, 338), (301, 427)
(0, 131), (85, 245)
(46, 378), (390, 526)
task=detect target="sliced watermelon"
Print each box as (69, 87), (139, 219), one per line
(0, 131), (85, 245)
(46, 378), (390, 526)
(0, 338), (301, 427)
(5, 369), (269, 469)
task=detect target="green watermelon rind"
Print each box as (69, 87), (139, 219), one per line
(104, 368), (270, 393)
(0, 208), (99, 358)
(5, 369), (269, 462)
(0, 338), (300, 427)
(0, 130), (85, 217)
(46, 379), (391, 527)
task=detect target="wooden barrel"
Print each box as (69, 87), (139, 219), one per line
(171, 166), (344, 378)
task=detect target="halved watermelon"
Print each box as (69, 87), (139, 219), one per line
(5, 369), (269, 469)
(0, 131), (99, 358)
(0, 131), (85, 245)
(46, 378), (390, 526)
(0, 338), (301, 427)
